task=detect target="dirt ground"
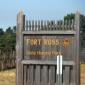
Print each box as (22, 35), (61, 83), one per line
(0, 64), (84, 85)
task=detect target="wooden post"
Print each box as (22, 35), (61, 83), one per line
(16, 10), (25, 85)
(75, 11), (80, 85)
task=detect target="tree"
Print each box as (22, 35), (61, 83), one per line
(13, 26), (16, 33)
(0, 28), (4, 53)
(80, 15), (85, 32)
(64, 13), (75, 21)
(6, 27), (13, 33)
(0, 28), (4, 35)
(64, 13), (85, 48)
(0, 27), (16, 53)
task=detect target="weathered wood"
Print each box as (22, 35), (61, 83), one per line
(29, 65), (34, 85)
(22, 30), (76, 35)
(25, 20), (75, 31)
(41, 66), (48, 85)
(63, 66), (70, 85)
(35, 65), (40, 85)
(70, 67), (75, 85)
(16, 11), (80, 85)
(55, 65), (59, 85)
(23, 65), (27, 85)
(22, 60), (75, 66)
(26, 20), (28, 31)
(49, 66), (55, 85)
(16, 10), (25, 85)
(75, 12), (80, 85)
(28, 21), (31, 30)
(27, 65), (30, 85)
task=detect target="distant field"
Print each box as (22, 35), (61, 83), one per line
(0, 65), (84, 85)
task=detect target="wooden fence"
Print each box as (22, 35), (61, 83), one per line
(0, 51), (16, 71)
(16, 11), (80, 85)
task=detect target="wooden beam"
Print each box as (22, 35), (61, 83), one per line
(21, 60), (75, 66)
(16, 10), (25, 85)
(22, 30), (76, 35)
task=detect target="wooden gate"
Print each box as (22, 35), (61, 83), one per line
(16, 11), (80, 85)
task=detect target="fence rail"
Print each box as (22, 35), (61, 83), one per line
(0, 52), (16, 71)
(25, 20), (75, 31)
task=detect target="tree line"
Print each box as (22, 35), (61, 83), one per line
(0, 26), (16, 54)
(64, 13), (85, 48)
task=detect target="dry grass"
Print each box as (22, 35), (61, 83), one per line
(0, 69), (16, 85)
(80, 64), (85, 85)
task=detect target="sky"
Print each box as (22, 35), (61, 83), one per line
(0, 0), (85, 30)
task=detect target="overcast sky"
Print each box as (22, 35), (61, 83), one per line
(0, 0), (85, 30)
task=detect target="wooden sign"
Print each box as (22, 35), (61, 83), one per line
(24, 35), (73, 60)
(16, 11), (80, 85)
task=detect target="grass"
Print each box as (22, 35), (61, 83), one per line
(0, 64), (84, 85)
(0, 69), (16, 85)
(80, 64), (85, 85)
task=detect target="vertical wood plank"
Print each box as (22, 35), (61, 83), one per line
(41, 66), (48, 85)
(56, 66), (58, 85)
(27, 65), (30, 85)
(29, 65), (34, 85)
(24, 65), (27, 85)
(35, 65), (40, 85)
(49, 66), (55, 85)
(70, 67), (75, 85)
(26, 20), (28, 31)
(75, 12), (80, 85)
(63, 66), (70, 85)
(28, 21), (31, 31)
(16, 10), (25, 85)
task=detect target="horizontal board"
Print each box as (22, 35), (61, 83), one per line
(22, 30), (76, 35)
(21, 60), (75, 66)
